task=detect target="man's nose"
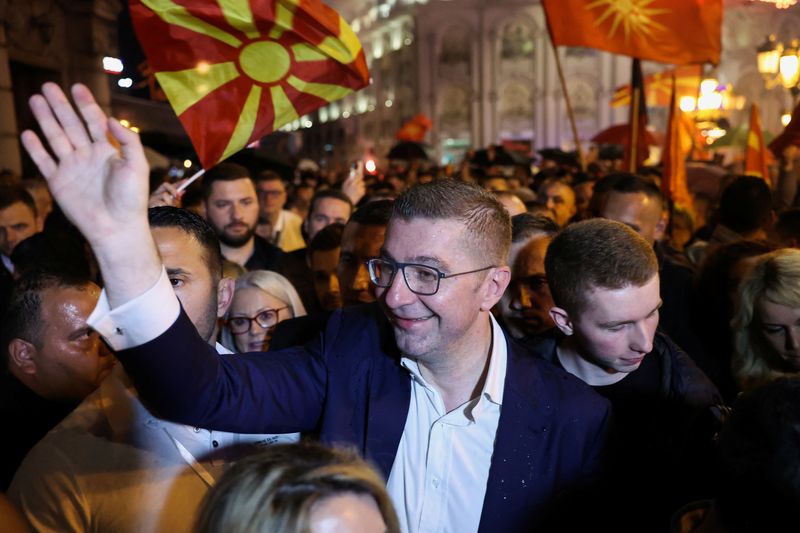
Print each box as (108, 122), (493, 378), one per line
(787, 327), (800, 351)
(328, 274), (340, 296)
(383, 267), (416, 308)
(510, 283), (532, 310)
(630, 321), (654, 354)
(351, 263), (371, 291)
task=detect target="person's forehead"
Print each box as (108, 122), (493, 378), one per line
(257, 179), (285, 192)
(40, 285), (99, 327)
(342, 222), (385, 252)
(210, 178), (256, 199)
(151, 227), (209, 272)
(579, 276), (660, 319)
(0, 201), (35, 222)
(757, 297), (800, 322)
(603, 192), (658, 222)
(514, 237), (550, 277)
(384, 218), (468, 265)
(310, 248), (340, 270)
(545, 182), (574, 199)
(231, 286), (286, 311)
(314, 196), (351, 216)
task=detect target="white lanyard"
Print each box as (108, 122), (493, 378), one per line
(163, 428), (216, 488)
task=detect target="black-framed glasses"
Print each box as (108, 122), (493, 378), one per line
(227, 307), (289, 335)
(366, 258), (495, 296)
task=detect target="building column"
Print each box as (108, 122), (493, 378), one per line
(0, 24), (21, 174)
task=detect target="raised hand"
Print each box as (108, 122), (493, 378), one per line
(21, 83), (150, 244)
(149, 179), (187, 208)
(342, 160), (366, 205)
(21, 83), (162, 307)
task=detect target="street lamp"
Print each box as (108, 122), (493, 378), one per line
(757, 35), (800, 92)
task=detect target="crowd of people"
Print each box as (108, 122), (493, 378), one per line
(1, 82), (800, 532)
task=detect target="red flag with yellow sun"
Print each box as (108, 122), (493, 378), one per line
(129, 0), (369, 168)
(543, 0), (722, 66)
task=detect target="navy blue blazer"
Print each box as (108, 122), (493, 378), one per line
(119, 303), (611, 532)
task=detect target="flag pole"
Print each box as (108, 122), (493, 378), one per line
(629, 86), (640, 173)
(545, 22), (586, 171)
(176, 168), (206, 193)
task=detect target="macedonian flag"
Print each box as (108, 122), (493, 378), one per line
(129, 0), (370, 168)
(542, 0), (722, 66)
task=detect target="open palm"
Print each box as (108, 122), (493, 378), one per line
(21, 83), (149, 244)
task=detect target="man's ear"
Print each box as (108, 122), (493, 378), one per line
(549, 307), (574, 336)
(480, 266), (511, 311)
(35, 214), (45, 233)
(7, 339), (37, 375)
(216, 277), (235, 318)
(654, 210), (668, 242)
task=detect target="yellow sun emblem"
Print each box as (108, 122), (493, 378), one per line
(585, 0), (670, 42)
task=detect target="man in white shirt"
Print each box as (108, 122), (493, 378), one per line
(20, 83), (610, 532)
(254, 171), (305, 252)
(8, 207), (298, 532)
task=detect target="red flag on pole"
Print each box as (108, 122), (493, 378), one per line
(625, 58), (649, 172)
(744, 103), (771, 185)
(541, 0), (722, 65)
(662, 73), (693, 208)
(129, 0), (370, 169)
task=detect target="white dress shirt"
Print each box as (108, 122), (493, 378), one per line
(87, 269), (509, 532)
(386, 315), (507, 533)
(8, 345), (298, 533)
(272, 209), (305, 252)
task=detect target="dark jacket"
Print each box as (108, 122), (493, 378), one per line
(118, 303), (612, 532)
(244, 235), (283, 272)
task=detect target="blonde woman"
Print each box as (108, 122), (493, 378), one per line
(195, 442), (400, 533)
(732, 248), (800, 392)
(221, 270), (306, 353)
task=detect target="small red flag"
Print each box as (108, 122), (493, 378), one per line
(662, 74), (693, 208)
(542, 0), (722, 65)
(129, 0), (370, 169)
(624, 58), (649, 172)
(745, 104), (771, 185)
(396, 114), (433, 142)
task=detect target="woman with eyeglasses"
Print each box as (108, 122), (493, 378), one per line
(221, 270), (306, 353)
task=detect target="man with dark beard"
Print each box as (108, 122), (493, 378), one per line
(202, 163), (282, 271)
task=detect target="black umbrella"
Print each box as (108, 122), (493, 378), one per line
(387, 141), (430, 161)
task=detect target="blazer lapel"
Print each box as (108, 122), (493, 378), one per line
(478, 340), (552, 533)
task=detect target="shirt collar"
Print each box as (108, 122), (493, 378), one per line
(1, 254), (13, 274)
(399, 313), (507, 408)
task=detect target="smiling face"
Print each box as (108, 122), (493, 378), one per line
(563, 275), (661, 373)
(375, 218), (507, 362)
(228, 287), (292, 353)
(757, 297), (800, 372)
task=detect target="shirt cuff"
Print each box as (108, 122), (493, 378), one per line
(88, 267), (180, 351)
